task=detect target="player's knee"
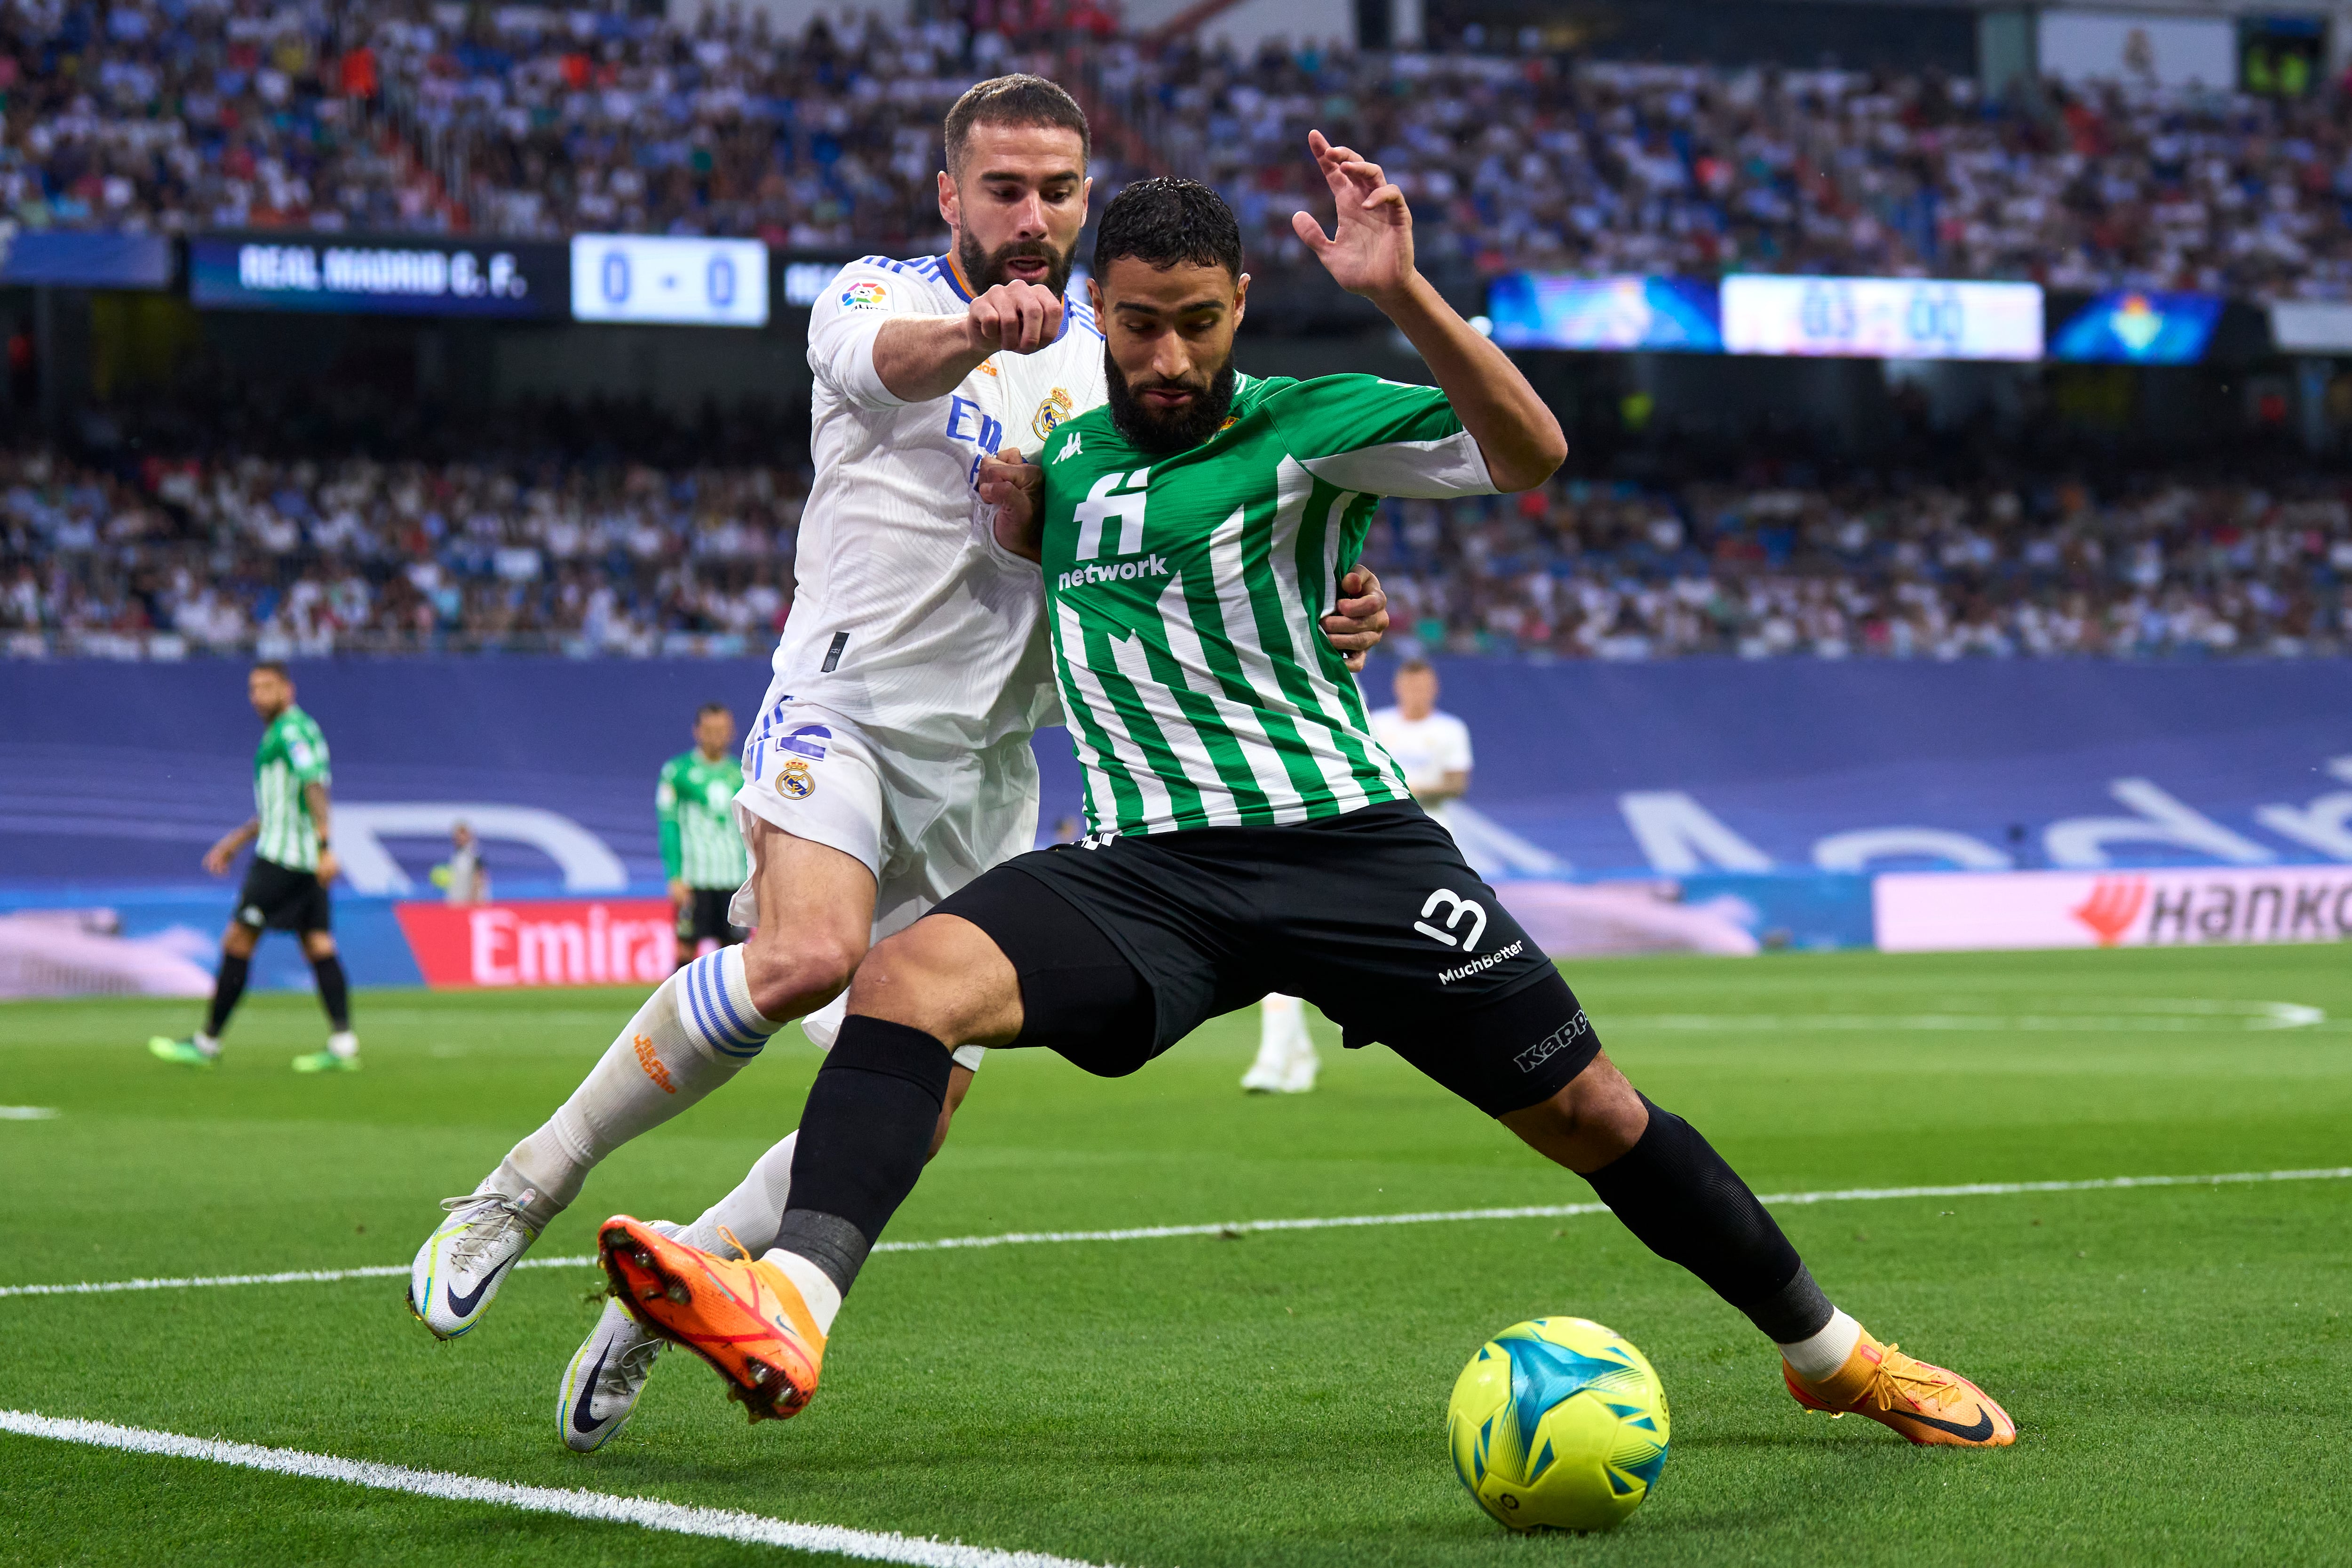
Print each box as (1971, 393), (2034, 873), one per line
(1502, 1052), (1648, 1171)
(742, 927), (863, 1019)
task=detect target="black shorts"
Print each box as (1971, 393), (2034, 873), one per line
(234, 857), (332, 934)
(932, 801), (1601, 1118)
(678, 887), (746, 946)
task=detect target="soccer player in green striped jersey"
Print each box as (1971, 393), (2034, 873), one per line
(149, 661), (358, 1074)
(603, 152), (2015, 1453)
(660, 703), (754, 968)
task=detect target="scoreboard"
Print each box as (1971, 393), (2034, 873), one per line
(1720, 274), (2044, 361)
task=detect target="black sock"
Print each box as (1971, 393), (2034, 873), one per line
(204, 953), (250, 1037)
(780, 1016), (954, 1295)
(1580, 1096), (1834, 1344)
(309, 953), (351, 1032)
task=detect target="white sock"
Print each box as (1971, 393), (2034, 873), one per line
(678, 1131), (798, 1258)
(488, 947), (782, 1230)
(1248, 995), (1301, 1075)
(192, 1032), (220, 1057)
(1777, 1308), (1864, 1382)
(760, 1246), (843, 1335)
(326, 1030), (358, 1060)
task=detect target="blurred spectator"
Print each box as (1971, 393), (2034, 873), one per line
(5, 443), (2343, 660)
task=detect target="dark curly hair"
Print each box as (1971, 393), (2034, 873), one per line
(1094, 176), (1242, 280)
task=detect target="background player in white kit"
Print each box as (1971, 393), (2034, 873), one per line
(1242, 658), (1470, 1094)
(402, 76), (1391, 1450)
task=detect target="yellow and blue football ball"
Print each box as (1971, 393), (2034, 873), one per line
(1446, 1316), (1669, 1532)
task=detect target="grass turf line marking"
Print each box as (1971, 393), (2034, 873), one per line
(0, 1410), (1118, 1568)
(0, 1106), (60, 1120)
(6, 1166), (2348, 1301)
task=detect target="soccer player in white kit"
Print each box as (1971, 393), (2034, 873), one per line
(1242, 659), (1470, 1094)
(402, 77), (1391, 1450)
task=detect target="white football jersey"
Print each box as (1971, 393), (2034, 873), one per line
(775, 254), (1106, 753)
(1368, 706), (1473, 796)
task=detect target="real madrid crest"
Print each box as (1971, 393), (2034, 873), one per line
(777, 758), (815, 799)
(1033, 386), (1075, 442)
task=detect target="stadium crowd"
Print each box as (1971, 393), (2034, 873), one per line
(5, 445), (2343, 661)
(14, 0), (2352, 298)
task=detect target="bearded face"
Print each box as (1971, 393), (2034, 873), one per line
(1103, 347), (1238, 455)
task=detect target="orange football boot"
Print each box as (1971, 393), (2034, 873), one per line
(1785, 1331), (2016, 1447)
(596, 1216), (826, 1422)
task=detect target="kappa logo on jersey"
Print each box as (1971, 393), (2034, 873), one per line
(1033, 386), (1075, 442)
(1053, 430), (1083, 462)
(1513, 1010), (1592, 1072)
(840, 279), (889, 311)
(1073, 468), (1151, 560)
(777, 758), (815, 798)
(1414, 888), (1487, 951)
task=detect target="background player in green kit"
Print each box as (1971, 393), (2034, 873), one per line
(660, 702), (752, 968)
(150, 661), (358, 1074)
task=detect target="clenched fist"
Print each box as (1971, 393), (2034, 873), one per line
(966, 280), (1064, 356)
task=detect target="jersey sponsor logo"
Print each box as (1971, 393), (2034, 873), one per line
(1057, 554), (1170, 591)
(1073, 468), (1150, 560)
(1414, 888), (1487, 951)
(946, 395), (1008, 491)
(1033, 386), (1075, 441)
(840, 279), (889, 310)
(777, 758), (815, 798)
(1439, 938), (1525, 985)
(1053, 429), (1083, 462)
(1513, 1008), (1592, 1072)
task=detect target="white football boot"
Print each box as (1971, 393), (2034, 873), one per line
(407, 1188), (543, 1339)
(560, 1293), (668, 1450)
(1278, 1032), (1320, 1094)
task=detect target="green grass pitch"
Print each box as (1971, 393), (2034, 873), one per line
(2, 943), (2348, 1568)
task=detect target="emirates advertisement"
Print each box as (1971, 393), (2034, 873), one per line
(1874, 867), (2352, 953)
(395, 899), (677, 989)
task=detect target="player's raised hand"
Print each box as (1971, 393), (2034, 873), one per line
(1292, 129), (1414, 302)
(980, 446), (1045, 562)
(966, 279), (1064, 356)
(1322, 564), (1391, 673)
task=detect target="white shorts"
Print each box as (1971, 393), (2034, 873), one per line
(730, 695), (1041, 1072)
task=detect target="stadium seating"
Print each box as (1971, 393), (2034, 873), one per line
(12, 4), (2352, 298)
(6, 444), (2343, 659)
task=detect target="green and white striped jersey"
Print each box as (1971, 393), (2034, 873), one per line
(253, 706), (331, 871)
(658, 749), (751, 888)
(1036, 371), (1497, 838)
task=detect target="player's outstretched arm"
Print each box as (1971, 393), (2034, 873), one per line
(1291, 130), (1565, 492)
(874, 281), (1065, 404)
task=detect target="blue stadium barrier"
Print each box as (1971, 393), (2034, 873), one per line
(2, 657), (2344, 987)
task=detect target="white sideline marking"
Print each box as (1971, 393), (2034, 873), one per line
(5, 1166), (2348, 1302)
(0, 1410), (1113, 1568)
(0, 1106), (60, 1120)
(1613, 999), (2328, 1032)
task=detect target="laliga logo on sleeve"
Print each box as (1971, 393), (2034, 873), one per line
(841, 279), (889, 311)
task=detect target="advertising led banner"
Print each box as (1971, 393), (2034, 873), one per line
(1720, 274), (2044, 361)
(2269, 300), (2352, 352)
(1486, 273), (1723, 352)
(394, 899), (678, 989)
(570, 234), (769, 327)
(1874, 866), (2352, 954)
(2051, 289), (2223, 364)
(190, 234), (566, 317)
(0, 231), (175, 288)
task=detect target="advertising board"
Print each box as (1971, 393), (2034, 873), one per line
(190, 234), (566, 317)
(2050, 290), (2223, 364)
(1486, 274), (1722, 352)
(394, 899), (678, 989)
(1720, 274), (2044, 361)
(1874, 866), (2352, 953)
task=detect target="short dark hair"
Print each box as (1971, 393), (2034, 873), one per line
(696, 702), (731, 720)
(251, 660), (290, 680)
(944, 74), (1089, 176)
(1397, 658), (1435, 676)
(1094, 177), (1242, 281)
